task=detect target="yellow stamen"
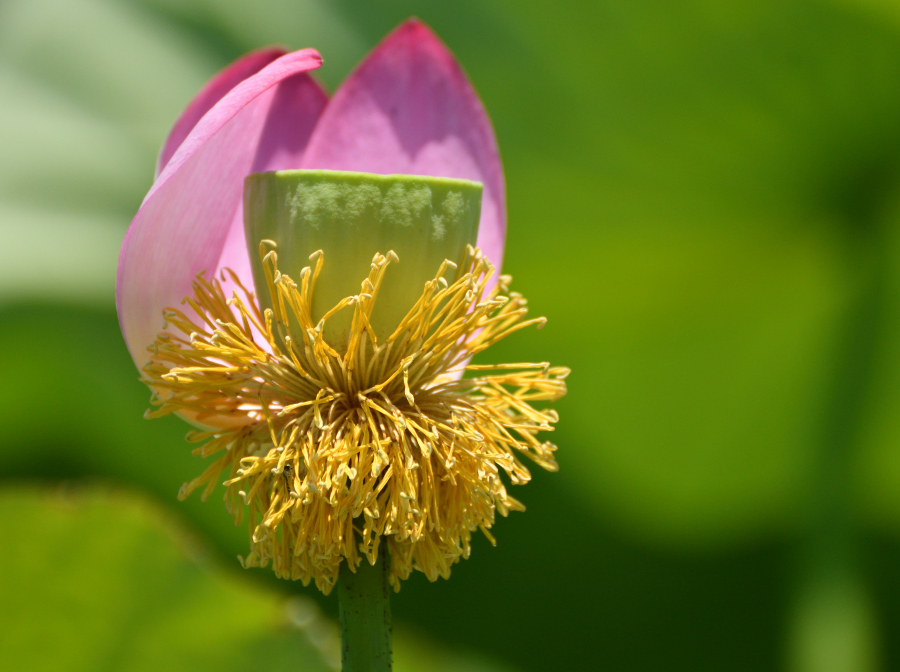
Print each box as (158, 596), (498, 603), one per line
(142, 243), (568, 594)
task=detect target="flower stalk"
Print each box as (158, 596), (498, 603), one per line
(338, 542), (392, 671)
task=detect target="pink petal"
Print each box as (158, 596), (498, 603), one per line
(300, 19), (506, 272)
(156, 47), (286, 177)
(215, 72), (331, 302)
(117, 49), (325, 368)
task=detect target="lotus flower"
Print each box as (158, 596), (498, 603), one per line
(117, 19), (506, 370)
(115, 19), (566, 597)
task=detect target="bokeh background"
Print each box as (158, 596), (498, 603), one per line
(5, 0), (900, 669)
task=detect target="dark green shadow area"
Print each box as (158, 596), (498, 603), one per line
(865, 533), (900, 672)
(395, 466), (789, 671)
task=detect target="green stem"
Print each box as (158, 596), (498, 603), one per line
(338, 543), (392, 672)
(790, 211), (888, 672)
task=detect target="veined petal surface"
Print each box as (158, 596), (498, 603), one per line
(116, 49), (324, 368)
(300, 19), (506, 271)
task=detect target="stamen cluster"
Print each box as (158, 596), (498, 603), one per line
(143, 242), (567, 593)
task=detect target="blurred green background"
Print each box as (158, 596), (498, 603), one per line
(6, 0), (900, 669)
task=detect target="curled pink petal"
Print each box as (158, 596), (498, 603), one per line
(214, 71), (330, 303)
(117, 49), (324, 368)
(156, 47), (286, 177)
(301, 19), (506, 271)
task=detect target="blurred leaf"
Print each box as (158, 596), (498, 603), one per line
(0, 485), (337, 672)
(502, 170), (849, 545)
